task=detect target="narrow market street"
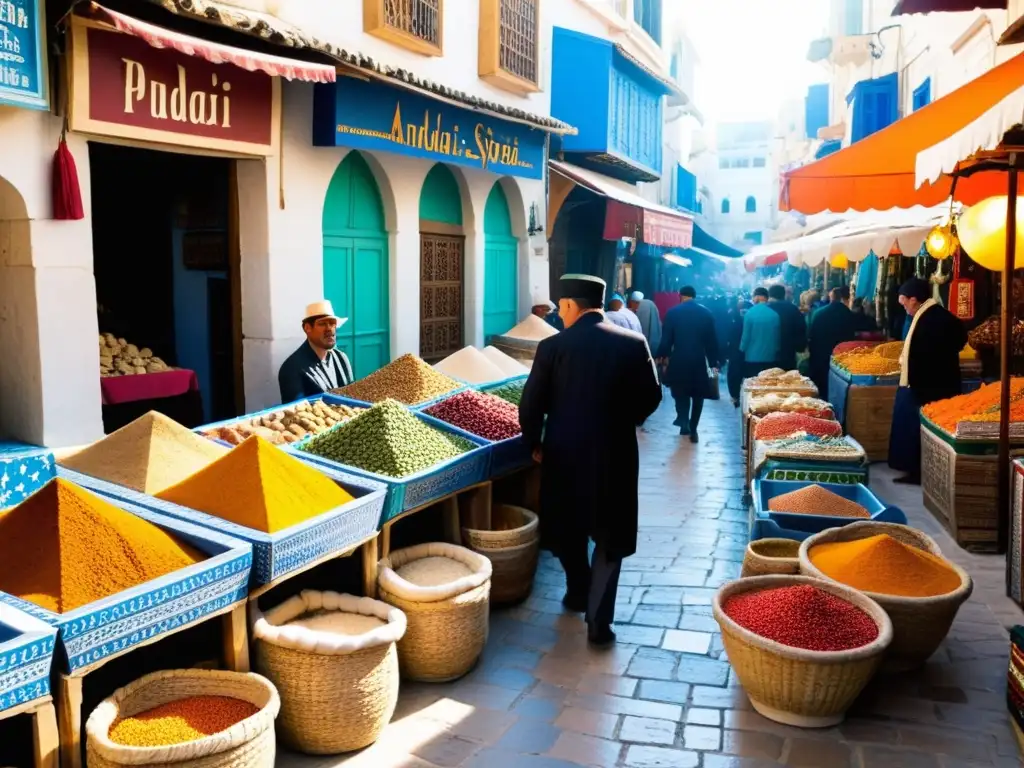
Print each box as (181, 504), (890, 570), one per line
(279, 396), (1024, 768)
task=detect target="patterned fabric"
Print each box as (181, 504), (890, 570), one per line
(0, 443), (55, 511)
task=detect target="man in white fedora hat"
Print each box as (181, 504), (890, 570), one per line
(278, 300), (354, 402)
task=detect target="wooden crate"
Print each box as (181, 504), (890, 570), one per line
(920, 425), (1022, 553)
(845, 384), (898, 463)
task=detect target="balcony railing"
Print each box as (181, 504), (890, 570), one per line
(365, 0), (443, 56)
(480, 0), (539, 94)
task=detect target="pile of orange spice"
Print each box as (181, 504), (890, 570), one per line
(809, 534), (961, 598)
(922, 379), (1024, 434)
(109, 695), (257, 747)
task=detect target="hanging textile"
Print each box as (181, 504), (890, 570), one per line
(856, 252), (879, 302)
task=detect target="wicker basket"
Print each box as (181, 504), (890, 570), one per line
(85, 669), (280, 768)
(713, 575), (892, 727)
(741, 539), (801, 578)
(252, 590), (406, 754)
(462, 505), (539, 605)
(378, 542), (492, 682)
(799, 521), (973, 672)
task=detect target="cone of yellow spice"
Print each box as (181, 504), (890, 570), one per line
(808, 534), (961, 598)
(157, 436), (355, 534)
(0, 479), (205, 614)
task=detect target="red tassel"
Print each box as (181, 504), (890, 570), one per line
(52, 137), (84, 221)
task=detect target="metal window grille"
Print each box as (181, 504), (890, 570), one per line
(499, 0), (537, 84)
(384, 0), (440, 46)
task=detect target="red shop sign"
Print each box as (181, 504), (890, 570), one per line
(950, 278), (975, 321)
(68, 18), (279, 156)
(643, 210), (693, 250)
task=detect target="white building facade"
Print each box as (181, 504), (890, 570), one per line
(0, 0), (569, 448)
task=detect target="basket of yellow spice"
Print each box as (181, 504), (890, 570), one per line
(85, 669), (280, 768)
(377, 543), (492, 682)
(253, 590), (406, 754)
(799, 521), (972, 671)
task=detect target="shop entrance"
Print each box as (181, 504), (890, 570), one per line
(323, 152), (391, 379)
(88, 143), (242, 430)
(419, 164), (465, 362)
(482, 182), (518, 342)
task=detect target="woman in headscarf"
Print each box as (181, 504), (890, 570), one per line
(888, 277), (967, 484)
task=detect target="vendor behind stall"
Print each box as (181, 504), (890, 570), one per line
(278, 301), (354, 403)
(888, 278), (966, 484)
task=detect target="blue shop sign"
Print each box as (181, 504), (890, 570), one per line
(0, 0), (48, 110)
(313, 76), (545, 180)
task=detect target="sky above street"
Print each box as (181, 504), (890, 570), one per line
(683, 0), (831, 124)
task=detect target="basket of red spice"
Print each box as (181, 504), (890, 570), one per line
(713, 575), (892, 728)
(799, 521), (972, 672)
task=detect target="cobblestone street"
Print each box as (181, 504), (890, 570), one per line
(281, 396), (1024, 768)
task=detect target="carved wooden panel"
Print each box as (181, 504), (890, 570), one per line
(420, 233), (464, 362)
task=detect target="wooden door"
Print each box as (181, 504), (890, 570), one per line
(420, 233), (464, 362)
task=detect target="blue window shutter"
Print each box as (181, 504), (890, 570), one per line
(912, 78), (931, 111)
(844, 0), (863, 35)
(805, 84), (829, 139)
(851, 73), (898, 143)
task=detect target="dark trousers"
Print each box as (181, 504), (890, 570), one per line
(558, 538), (622, 629)
(727, 357), (744, 401)
(888, 386), (922, 476)
(671, 388), (704, 430)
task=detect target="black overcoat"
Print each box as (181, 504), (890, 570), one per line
(655, 301), (720, 399)
(808, 301), (857, 395)
(907, 303), (966, 404)
(769, 300), (807, 371)
(519, 313), (662, 560)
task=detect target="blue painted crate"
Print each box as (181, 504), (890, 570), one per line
(58, 463), (386, 587)
(0, 470), (252, 674)
(288, 397), (492, 525)
(750, 478), (907, 542)
(830, 362), (900, 387)
(335, 386), (467, 410)
(0, 604), (57, 715)
(471, 374), (529, 391)
(0, 441), (55, 511)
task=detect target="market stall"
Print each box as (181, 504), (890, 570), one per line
(828, 342), (903, 462)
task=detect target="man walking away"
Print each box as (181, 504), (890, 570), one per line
(628, 291), (662, 352)
(726, 298), (752, 406)
(808, 286), (858, 398)
(888, 278), (966, 484)
(520, 274), (661, 648)
(739, 287), (781, 378)
(656, 286), (720, 442)
(605, 293), (643, 334)
(767, 284), (807, 371)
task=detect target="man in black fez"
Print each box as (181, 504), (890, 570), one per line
(520, 274), (662, 647)
(888, 277), (966, 484)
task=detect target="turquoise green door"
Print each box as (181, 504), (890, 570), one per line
(483, 183), (519, 342)
(323, 152), (390, 379)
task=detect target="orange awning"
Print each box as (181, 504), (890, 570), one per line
(780, 50), (1024, 214)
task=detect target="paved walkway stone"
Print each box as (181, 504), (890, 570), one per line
(279, 396), (1023, 767)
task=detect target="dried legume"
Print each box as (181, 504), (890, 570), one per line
(334, 354), (461, 405)
(723, 584), (879, 651)
(754, 413), (842, 441)
(425, 390), (522, 441)
(488, 380), (526, 406)
(767, 484), (870, 518)
(108, 695), (257, 747)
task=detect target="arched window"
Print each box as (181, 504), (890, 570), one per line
(721, 198), (730, 214)
(745, 196), (757, 213)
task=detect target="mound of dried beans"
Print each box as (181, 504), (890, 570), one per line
(754, 413), (842, 441)
(425, 390), (522, 442)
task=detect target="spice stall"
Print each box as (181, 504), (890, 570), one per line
(828, 342), (903, 462)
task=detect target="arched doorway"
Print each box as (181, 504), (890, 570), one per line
(323, 151), (390, 379)
(418, 164), (464, 362)
(482, 182), (518, 342)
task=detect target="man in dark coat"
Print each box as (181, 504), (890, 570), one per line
(656, 286), (719, 442)
(767, 284), (807, 371)
(807, 286), (858, 398)
(519, 274), (662, 648)
(888, 278), (966, 484)
(726, 298), (752, 406)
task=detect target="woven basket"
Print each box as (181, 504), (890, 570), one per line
(799, 521), (973, 672)
(378, 542), (492, 682)
(714, 575), (892, 727)
(252, 591), (406, 754)
(462, 505), (539, 605)
(741, 539), (801, 578)
(85, 670), (279, 768)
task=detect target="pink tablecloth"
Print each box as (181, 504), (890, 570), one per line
(100, 369), (199, 406)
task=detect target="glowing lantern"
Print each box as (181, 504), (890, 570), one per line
(831, 253), (849, 269)
(957, 196), (1024, 271)
(925, 224), (957, 260)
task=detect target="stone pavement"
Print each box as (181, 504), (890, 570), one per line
(279, 396), (1024, 768)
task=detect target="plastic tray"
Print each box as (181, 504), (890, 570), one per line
(0, 604), (57, 713)
(59, 464), (386, 587)
(0, 469), (252, 674)
(0, 441), (55, 511)
(750, 478), (906, 542)
(288, 396), (492, 525)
